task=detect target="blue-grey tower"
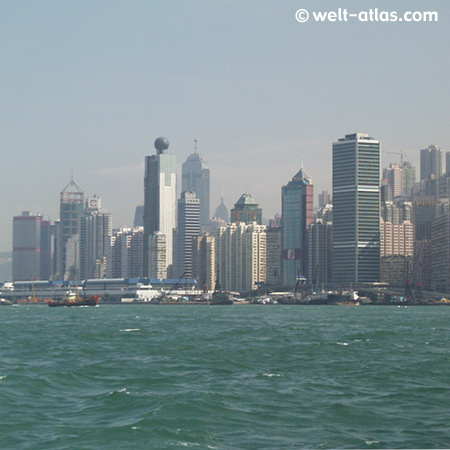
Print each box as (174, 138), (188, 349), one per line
(281, 166), (314, 285)
(332, 133), (380, 284)
(182, 140), (210, 229)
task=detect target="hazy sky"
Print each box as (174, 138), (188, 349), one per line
(1, 0), (449, 252)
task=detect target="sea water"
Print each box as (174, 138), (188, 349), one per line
(1, 305), (449, 449)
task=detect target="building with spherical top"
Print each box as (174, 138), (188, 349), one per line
(143, 137), (177, 278)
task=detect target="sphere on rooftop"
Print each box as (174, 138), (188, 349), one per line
(154, 137), (169, 151)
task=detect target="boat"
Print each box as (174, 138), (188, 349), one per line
(0, 298), (12, 306)
(48, 291), (100, 307)
(210, 291), (233, 305)
(210, 278), (233, 305)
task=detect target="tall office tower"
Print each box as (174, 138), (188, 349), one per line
(383, 164), (403, 199)
(215, 222), (266, 292)
(213, 196), (229, 223)
(307, 219), (332, 286)
(12, 212), (49, 281)
(192, 233), (216, 291)
(332, 133), (380, 284)
(266, 226), (282, 286)
(431, 212), (450, 291)
(134, 204), (144, 227)
(318, 190), (331, 209)
(55, 179), (84, 280)
(40, 219), (51, 280)
(176, 192), (200, 278)
(182, 143), (210, 229)
(420, 144), (442, 181)
(401, 161), (416, 198)
(281, 166), (314, 285)
(143, 137), (177, 277)
(107, 227), (144, 279)
(79, 196), (112, 280)
(413, 197), (435, 241)
(230, 193), (262, 225)
(446, 152), (450, 175)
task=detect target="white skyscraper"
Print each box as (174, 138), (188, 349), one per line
(143, 137), (177, 277)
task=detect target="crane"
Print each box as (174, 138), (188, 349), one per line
(382, 150), (408, 166)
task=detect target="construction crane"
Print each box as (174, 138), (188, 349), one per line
(382, 150), (408, 166)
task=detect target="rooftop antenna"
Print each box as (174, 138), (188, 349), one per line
(194, 139), (198, 153)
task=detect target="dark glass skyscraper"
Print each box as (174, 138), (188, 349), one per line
(281, 167), (314, 284)
(182, 146), (210, 229)
(332, 133), (380, 283)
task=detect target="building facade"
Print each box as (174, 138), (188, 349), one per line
(332, 133), (380, 284)
(215, 222), (266, 293)
(143, 137), (177, 277)
(55, 179), (84, 280)
(192, 233), (216, 291)
(176, 191), (201, 278)
(12, 212), (50, 282)
(281, 166), (314, 285)
(230, 193), (262, 225)
(182, 146), (210, 229)
(79, 196), (112, 280)
(107, 227), (144, 279)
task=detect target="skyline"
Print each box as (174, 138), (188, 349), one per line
(1, 0), (449, 252)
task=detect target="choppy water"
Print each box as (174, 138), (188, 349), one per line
(1, 305), (450, 449)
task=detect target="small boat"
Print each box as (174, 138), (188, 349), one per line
(210, 291), (233, 305)
(48, 291), (100, 307)
(0, 298), (12, 306)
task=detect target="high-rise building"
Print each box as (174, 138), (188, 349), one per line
(176, 191), (200, 278)
(55, 179), (84, 280)
(266, 226), (282, 286)
(281, 166), (314, 285)
(215, 222), (266, 292)
(401, 161), (416, 198)
(143, 137), (177, 277)
(134, 204), (144, 227)
(213, 196), (229, 223)
(308, 219), (332, 286)
(148, 231), (167, 280)
(230, 193), (262, 225)
(318, 191), (331, 209)
(79, 196), (112, 280)
(420, 144), (442, 181)
(332, 133), (380, 283)
(192, 233), (216, 291)
(431, 212), (450, 291)
(107, 227), (144, 279)
(12, 212), (50, 281)
(383, 164), (403, 199)
(182, 143), (210, 229)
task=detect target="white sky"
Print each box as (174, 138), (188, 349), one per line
(1, 0), (449, 252)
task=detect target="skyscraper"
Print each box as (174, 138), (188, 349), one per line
(107, 226), (144, 279)
(12, 212), (50, 281)
(281, 166), (314, 285)
(143, 137), (177, 277)
(332, 133), (380, 283)
(79, 196), (112, 280)
(176, 191), (200, 278)
(182, 143), (210, 229)
(215, 222), (266, 292)
(55, 179), (84, 280)
(420, 144), (442, 181)
(230, 193), (262, 225)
